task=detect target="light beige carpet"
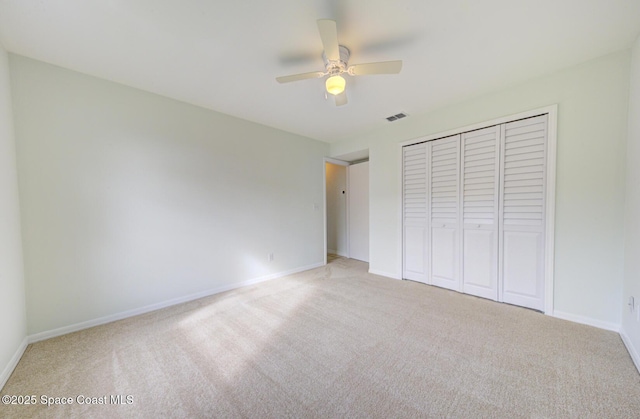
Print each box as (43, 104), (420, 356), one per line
(1, 256), (639, 418)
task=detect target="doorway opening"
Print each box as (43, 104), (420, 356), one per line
(324, 149), (369, 265)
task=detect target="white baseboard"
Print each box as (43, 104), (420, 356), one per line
(368, 268), (402, 280)
(620, 329), (640, 375)
(28, 262), (324, 344)
(552, 310), (620, 332)
(1, 337), (28, 391)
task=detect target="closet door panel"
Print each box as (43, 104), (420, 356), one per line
(432, 226), (457, 282)
(500, 115), (547, 311)
(404, 226), (426, 276)
(461, 126), (500, 300)
(403, 143), (428, 282)
(463, 229), (496, 291)
(502, 230), (544, 305)
(429, 135), (461, 291)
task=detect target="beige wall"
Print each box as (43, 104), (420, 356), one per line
(10, 55), (329, 335)
(331, 50), (631, 327)
(0, 45), (26, 388)
(623, 34), (640, 366)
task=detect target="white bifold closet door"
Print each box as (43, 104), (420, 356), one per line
(461, 126), (500, 300)
(428, 135), (461, 291)
(401, 114), (548, 312)
(499, 115), (547, 311)
(402, 143), (428, 282)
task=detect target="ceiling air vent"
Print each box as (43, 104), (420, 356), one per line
(386, 112), (408, 122)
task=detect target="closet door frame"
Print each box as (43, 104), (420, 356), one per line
(399, 105), (557, 315)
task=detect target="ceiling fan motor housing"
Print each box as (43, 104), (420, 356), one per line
(323, 45), (350, 75)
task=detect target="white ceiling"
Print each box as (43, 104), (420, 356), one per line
(0, 1), (639, 143)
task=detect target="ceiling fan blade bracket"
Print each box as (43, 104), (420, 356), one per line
(323, 45), (350, 74)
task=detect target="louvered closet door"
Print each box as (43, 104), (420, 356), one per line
(429, 135), (461, 291)
(461, 126), (500, 300)
(403, 143), (428, 282)
(500, 115), (547, 311)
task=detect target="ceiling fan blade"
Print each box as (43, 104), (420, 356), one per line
(335, 91), (348, 106)
(276, 71), (325, 84)
(317, 19), (340, 61)
(349, 60), (403, 76)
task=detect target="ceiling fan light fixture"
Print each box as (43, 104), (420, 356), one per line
(275, 20), (402, 106)
(325, 75), (346, 95)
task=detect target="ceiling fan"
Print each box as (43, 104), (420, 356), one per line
(276, 19), (403, 107)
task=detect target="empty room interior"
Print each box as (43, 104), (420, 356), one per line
(1, 0), (640, 417)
